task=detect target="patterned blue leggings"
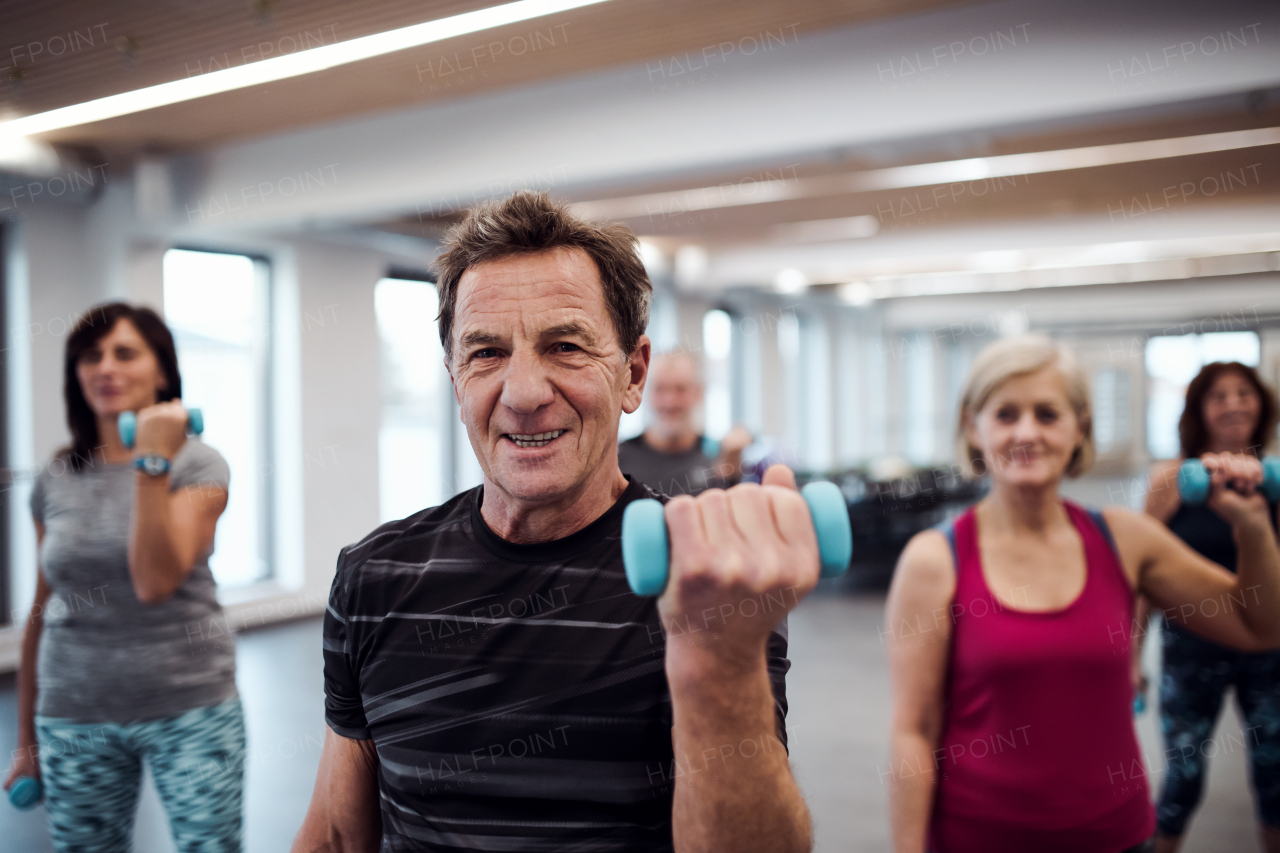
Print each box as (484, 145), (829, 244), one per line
(1157, 623), (1280, 837)
(35, 698), (245, 853)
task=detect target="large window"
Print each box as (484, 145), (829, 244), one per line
(777, 309), (802, 458)
(799, 314), (833, 472)
(904, 332), (935, 465)
(702, 309), (733, 439)
(376, 277), (450, 522)
(163, 249), (271, 587)
(1092, 367), (1132, 456)
(1145, 331), (1259, 459)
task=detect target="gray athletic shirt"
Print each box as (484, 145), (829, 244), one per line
(30, 440), (237, 723)
(617, 434), (728, 496)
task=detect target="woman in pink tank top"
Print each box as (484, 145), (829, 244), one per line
(885, 335), (1280, 853)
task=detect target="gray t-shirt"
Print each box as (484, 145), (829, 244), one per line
(617, 434), (726, 496)
(30, 439), (237, 723)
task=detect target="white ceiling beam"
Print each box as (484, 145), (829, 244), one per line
(173, 0), (1280, 230)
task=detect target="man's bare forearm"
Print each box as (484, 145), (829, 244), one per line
(291, 730), (382, 853)
(668, 646), (810, 853)
(291, 831), (372, 853)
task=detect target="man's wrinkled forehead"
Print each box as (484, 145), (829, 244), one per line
(453, 248), (614, 344)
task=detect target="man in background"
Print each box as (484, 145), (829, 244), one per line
(618, 350), (752, 496)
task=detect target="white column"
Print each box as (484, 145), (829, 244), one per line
(800, 312), (833, 472)
(777, 308), (802, 461)
(836, 310), (863, 468)
(903, 331), (935, 465)
(294, 241), (383, 597)
(865, 318), (889, 459)
(757, 304), (784, 441)
(675, 295), (708, 357)
(646, 278), (679, 352)
(738, 303), (764, 436)
(123, 244), (166, 312)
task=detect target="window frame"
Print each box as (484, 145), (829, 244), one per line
(702, 307), (736, 442)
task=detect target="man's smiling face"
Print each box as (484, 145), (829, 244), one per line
(449, 246), (646, 506)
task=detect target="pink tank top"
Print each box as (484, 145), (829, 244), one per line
(927, 501), (1154, 853)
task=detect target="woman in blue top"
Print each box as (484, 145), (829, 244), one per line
(1141, 361), (1280, 853)
(2, 303), (245, 852)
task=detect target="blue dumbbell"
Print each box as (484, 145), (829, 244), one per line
(117, 408), (204, 450)
(1178, 456), (1280, 506)
(8, 775), (42, 810)
(621, 481), (854, 596)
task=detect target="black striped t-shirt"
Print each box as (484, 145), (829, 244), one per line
(323, 477), (791, 852)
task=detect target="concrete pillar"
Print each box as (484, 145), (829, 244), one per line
(864, 312), (889, 459)
(674, 294), (708, 358)
(836, 310), (863, 468)
(800, 311), (833, 472)
(124, 243), (166, 312)
(294, 240), (382, 598)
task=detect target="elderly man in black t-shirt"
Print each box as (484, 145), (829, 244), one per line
(292, 191), (821, 853)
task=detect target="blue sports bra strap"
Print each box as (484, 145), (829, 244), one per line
(1087, 506), (1121, 560)
(933, 516), (959, 569)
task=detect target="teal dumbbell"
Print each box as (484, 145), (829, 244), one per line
(621, 481), (853, 596)
(8, 775), (42, 810)
(117, 408), (204, 450)
(1178, 456), (1280, 506)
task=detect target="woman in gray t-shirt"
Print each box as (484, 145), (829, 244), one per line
(3, 303), (244, 851)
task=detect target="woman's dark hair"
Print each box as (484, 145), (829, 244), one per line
(1180, 361), (1279, 459)
(61, 303), (182, 471)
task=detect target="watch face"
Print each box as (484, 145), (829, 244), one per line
(139, 455), (169, 475)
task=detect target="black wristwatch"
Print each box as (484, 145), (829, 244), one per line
(133, 453), (171, 476)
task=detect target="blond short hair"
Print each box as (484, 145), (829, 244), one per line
(956, 334), (1094, 478)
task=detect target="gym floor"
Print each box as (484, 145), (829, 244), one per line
(0, 591), (1262, 853)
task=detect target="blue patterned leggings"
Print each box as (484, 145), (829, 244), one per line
(1157, 623), (1280, 837)
(35, 698), (245, 853)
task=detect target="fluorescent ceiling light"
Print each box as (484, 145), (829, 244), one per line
(636, 239), (668, 275)
(0, 135), (60, 173)
(837, 282), (875, 306)
(0, 0), (614, 138)
(674, 244), (709, 287)
(574, 127), (1280, 221)
(773, 268), (810, 293)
